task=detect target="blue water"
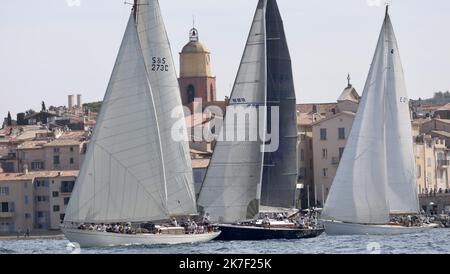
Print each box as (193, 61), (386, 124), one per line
(1, 229), (449, 254)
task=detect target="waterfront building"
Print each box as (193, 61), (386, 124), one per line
(0, 171), (78, 233)
(309, 80), (360, 207)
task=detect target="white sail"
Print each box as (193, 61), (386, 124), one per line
(136, 0), (197, 216)
(384, 14), (420, 215)
(322, 12), (391, 225)
(65, 15), (170, 223)
(197, 0), (267, 223)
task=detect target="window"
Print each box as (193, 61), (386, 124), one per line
(31, 161), (44, 170)
(70, 147), (74, 152)
(53, 155), (60, 166)
(25, 213), (31, 219)
(1, 202), (9, 213)
(53, 147), (60, 154)
(417, 165), (422, 178)
(70, 158), (74, 165)
(300, 149), (305, 162)
(60, 214), (65, 222)
(25, 195), (29, 205)
(210, 84), (214, 101)
(323, 168), (328, 177)
(427, 158), (432, 167)
(322, 149), (328, 159)
(52, 191), (59, 198)
(0, 187), (9, 196)
(53, 205), (60, 212)
(61, 181), (75, 193)
(187, 85), (196, 104)
(64, 197), (70, 205)
(320, 128), (327, 140)
(338, 128), (346, 140)
(339, 147), (345, 160)
(37, 211), (44, 218)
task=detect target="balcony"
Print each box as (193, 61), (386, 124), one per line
(0, 212), (14, 218)
(331, 157), (340, 166)
(437, 160), (449, 168)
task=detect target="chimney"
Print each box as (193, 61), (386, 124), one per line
(68, 95), (75, 109)
(77, 94), (82, 108)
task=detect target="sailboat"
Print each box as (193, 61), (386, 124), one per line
(62, 0), (220, 247)
(197, 0), (324, 241)
(322, 6), (437, 235)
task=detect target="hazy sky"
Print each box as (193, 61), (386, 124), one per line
(1, 0), (449, 118)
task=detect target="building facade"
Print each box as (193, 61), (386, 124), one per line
(0, 171), (77, 233)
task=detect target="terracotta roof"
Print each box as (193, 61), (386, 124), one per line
(296, 103), (337, 114)
(191, 158), (210, 169)
(430, 131), (450, 138)
(44, 139), (81, 147)
(311, 111), (356, 126)
(17, 140), (48, 150)
(0, 170), (79, 182)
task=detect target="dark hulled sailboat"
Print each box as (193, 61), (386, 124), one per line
(197, 0), (324, 241)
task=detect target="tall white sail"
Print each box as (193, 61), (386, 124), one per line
(65, 15), (170, 223)
(322, 11), (391, 225)
(384, 14), (420, 215)
(136, 0), (197, 216)
(197, 0), (267, 223)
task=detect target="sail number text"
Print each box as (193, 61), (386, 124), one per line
(152, 57), (169, 72)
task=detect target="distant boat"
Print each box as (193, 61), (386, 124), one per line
(62, 0), (220, 247)
(322, 6), (437, 235)
(197, 0), (324, 241)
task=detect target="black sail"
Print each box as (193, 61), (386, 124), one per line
(260, 0), (298, 208)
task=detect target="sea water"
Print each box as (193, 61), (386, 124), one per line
(1, 228), (449, 254)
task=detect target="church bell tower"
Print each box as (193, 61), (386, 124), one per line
(178, 26), (217, 109)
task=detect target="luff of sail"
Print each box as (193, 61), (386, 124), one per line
(135, 0), (197, 217)
(322, 9), (392, 225)
(261, 0), (298, 208)
(197, 0), (267, 223)
(64, 15), (170, 223)
(384, 12), (420, 215)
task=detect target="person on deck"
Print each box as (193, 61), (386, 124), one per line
(171, 217), (178, 227)
(262, 214), (270, 227)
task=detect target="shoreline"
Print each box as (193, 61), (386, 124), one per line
(0, 231), (65, 241)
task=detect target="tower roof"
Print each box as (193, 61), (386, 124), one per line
(182, 28), (209, 53)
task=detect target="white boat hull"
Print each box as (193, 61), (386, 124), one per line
(63, 228), (221, 248)
(324, 220), (438, 236)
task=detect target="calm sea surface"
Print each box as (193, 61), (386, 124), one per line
(1, 228), (450, 254)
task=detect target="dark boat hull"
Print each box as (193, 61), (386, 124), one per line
(215, 224), (324, 241)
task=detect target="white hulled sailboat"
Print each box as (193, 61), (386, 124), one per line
(322, 6), (437, 235)
(62, 0), (220, 247)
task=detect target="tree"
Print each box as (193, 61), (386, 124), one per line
(7, 111), (12, 126)
(41, 101), (46, 112)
